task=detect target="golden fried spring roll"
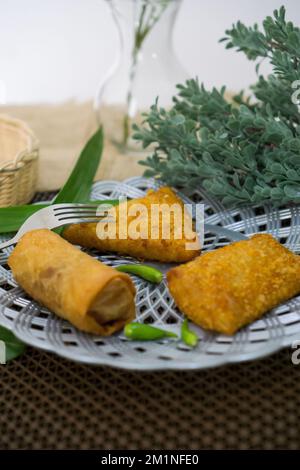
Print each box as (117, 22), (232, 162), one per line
(8, 229), (136, 335)
(63, 187), (200, 263)
(167, 234), (300, 335)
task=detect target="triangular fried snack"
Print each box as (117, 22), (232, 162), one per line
(63, 187), (200, 263)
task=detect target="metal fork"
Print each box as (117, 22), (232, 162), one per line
(0, 203), (101, 250)
(0, 203), (248, 251)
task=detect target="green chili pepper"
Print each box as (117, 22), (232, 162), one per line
(116, 264), (163, 283)
(124, 322), (178, 341)
(181, 319), (199, 348)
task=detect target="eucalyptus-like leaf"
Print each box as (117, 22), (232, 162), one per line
(135, 6), (300, 207)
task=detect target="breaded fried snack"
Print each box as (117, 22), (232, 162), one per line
(63, 187), (200, 263)
(8, 229), (136, 335)
(167, 234), (300, 335)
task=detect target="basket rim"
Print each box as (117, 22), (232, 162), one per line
(0, 114), (39, 172)
(0, 149), (38, 174)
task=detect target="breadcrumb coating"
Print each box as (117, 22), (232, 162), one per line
(63, 187), (200, 263)
(8, 229), (136, 335)
(167, 234), (300, 335)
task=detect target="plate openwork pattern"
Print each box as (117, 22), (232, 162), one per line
(1, 177), (300, 370)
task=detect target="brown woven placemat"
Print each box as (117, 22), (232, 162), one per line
(0, 347), (299, 450)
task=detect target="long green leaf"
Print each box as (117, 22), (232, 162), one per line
(54, 127), (104, 204)
(53, 127), (104, 235)
(0, 326), (26, 362)
(0, 204), (48, 233)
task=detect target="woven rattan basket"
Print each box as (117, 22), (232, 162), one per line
(0, 114), (39, 207)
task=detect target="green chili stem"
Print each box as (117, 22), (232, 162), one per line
(116, 264), (163, 283)
(181, 319), (199, 348)
(124, 322), (178, 341)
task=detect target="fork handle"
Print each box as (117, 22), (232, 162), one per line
(205, 223), (248, 241)
(0, 235), (19, 250)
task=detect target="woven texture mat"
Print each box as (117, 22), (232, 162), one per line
(1, 347), (299, 449)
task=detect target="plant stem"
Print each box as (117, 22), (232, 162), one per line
(122, 0), (170, 148)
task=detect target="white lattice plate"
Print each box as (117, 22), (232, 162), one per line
(1, 177), (300, 370)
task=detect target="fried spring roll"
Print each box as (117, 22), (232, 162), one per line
(63, 187), (200, 263)
(167, 234), (300, 335)
(8, 229), (136, 335)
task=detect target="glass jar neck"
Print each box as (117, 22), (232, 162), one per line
(109, 0), (181, 56)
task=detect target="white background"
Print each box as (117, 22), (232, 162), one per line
(0, 0), (300, 104)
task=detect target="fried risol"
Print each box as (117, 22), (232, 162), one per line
(9, 229), (135, 335)
(167, 234), (300, 335)
(63, 187), (200, 263)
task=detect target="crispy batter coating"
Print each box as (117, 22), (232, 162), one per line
(167, 234), (300, 335)
(8, 229), (136, 336)
(63, 187), (200, 263)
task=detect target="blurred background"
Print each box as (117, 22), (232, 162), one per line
(1, 0), (300, 194)
(1, 0), (300, 104)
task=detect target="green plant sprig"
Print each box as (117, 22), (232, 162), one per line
(134, 6), (300, 206)
(122, 0), (171, 147)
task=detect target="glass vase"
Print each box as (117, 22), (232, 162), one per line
(95, 0), (187, 155)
